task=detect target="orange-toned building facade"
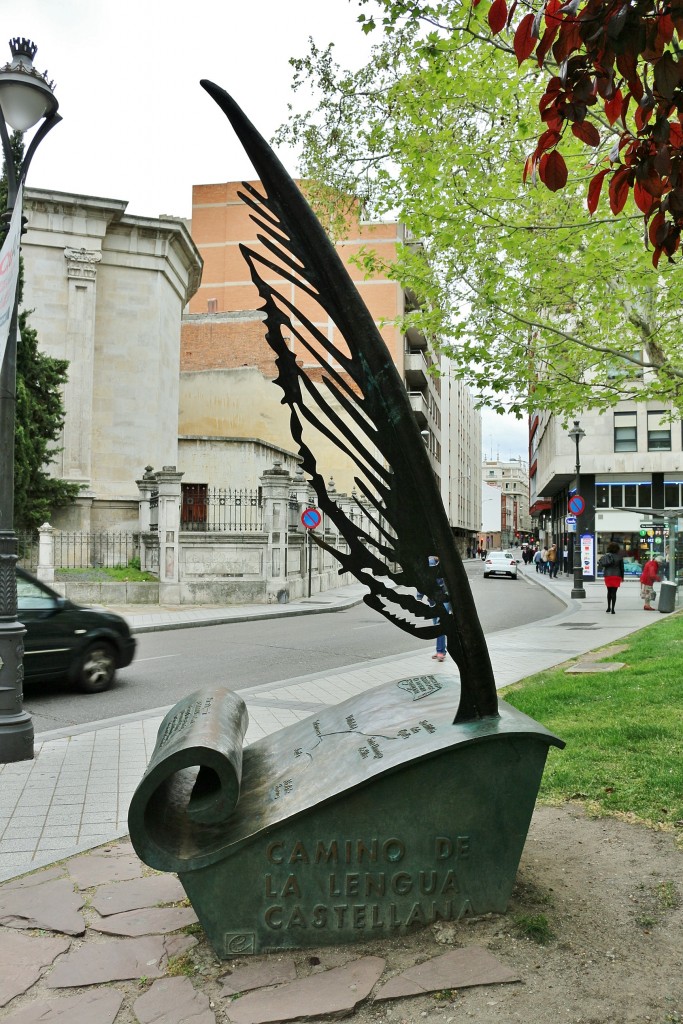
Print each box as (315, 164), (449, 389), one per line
(179, 180), (442, 497)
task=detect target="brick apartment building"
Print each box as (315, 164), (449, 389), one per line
(178, 180), (448, 509)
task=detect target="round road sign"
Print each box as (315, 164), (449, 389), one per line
(301, 507), (322, 530)
(568, 494), (585, 516)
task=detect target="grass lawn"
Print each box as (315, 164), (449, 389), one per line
(56, 565), (157, 582)
(501, 614), (683, 831)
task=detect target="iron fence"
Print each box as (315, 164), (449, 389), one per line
(17, 530), (139, 571)
(17, 532), (38, 572)
(181, 487), (264, 532)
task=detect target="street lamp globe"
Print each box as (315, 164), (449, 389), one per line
(0, 38), (58, 131)
(568, 420), (585, 448)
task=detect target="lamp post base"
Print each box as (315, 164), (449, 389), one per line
(0, 713), (34, 763)
(571, 586), (587, 599)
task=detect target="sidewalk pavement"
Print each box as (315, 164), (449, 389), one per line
(0, 566), (670, 884)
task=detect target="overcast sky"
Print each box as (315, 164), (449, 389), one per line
(5, 0), (527, 463)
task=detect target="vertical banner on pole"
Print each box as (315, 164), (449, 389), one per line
(0, 183), (23, 370)
(581, 533), (594, 578)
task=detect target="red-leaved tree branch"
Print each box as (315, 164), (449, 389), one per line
(485, 0), (683, 265)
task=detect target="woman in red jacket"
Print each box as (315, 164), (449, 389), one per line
(640, 555), (663, 611)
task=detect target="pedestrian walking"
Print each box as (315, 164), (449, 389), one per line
(562, 545), (569, 574)
(547, 543), (559, 578)
(418, 555), (451, 661)
(598, 541), (624, 613)
(540, 546), (549, 574)
(533, 549), (543, 573)
(640, 555), (663, 611)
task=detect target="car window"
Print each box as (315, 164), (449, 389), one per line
(17, 577), (58, 610)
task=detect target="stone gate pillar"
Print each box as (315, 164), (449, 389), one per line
(260, 461), (292, 603)
(36, 523), (55, 584)
(155, 466), (184, 604)
(136, 466), (159, 575)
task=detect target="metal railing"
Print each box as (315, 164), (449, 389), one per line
(17, 531), (140, 571)
(181, 487), (264, 532)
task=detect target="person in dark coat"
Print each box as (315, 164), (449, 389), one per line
(599, 541), (624, 614)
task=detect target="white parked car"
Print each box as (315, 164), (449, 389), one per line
(483, 551), (518, 579)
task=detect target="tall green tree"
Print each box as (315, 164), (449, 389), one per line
(277, 2), (683, 418)
(1, 132), (79, 531)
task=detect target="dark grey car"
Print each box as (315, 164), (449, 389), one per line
(17, 567), (136, 693)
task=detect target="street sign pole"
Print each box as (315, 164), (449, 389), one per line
(301, 507), (322, 598)
(308, 528), (313, 598)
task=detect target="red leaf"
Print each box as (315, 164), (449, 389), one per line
(654, 51), (680, 100)
(488, 0), (508, 34)
(536, 22), (560, 66)
(537, 127), (562, 153)
(657, 12), (675, 44)
(545, 0), (563, 26)
(649, 210), (667, 247)
(523, 153), (535, 183)
(634, 180), (656, 214)
(587, 168), (610, 213)
(604, 89), (623, 125)
(609, 167), (632, 214)
(539, 149), (568, 191)
(514, 13), (538, 63)
(635, 103), (654, 132)
(572, 121), (601, 146)
(670, 122), (683, 148)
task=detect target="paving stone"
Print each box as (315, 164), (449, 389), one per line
(90, 874), (186, 915)
(90, 905), (198, 936)
(65, 852), (144, 889)
(224, 956), (385, 1024)
(47, 933), (197, 988)
(2, 988), (124, 1024)
(2, 866), (66, 890)
(0, 878), (85, 935)
(373, 947), (520, 1001)
(134, 976), (215, 1024)
(565, 661), (625, 674)
(0, 931), (71, 1007)
(220, 959), (297, 995)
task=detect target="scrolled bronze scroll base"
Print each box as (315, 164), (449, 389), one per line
(129, 676), (563, 957)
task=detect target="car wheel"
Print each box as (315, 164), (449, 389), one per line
(483, 573), (490, 578)
(73, 641), (117, 693)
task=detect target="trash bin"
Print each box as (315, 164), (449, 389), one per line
(658, 581), (677, 614)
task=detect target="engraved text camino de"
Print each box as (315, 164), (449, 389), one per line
(262, 836), (472, 932)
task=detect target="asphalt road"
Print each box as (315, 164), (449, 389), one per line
(24, 564), (563, 734)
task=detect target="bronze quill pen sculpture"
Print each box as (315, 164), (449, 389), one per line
(128, 85), (563, 958)
(200, 80), (497, 725)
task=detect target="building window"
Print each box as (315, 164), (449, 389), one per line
(623, 483), (638, 507)
(614, 412), (637, 452)
(596, 481), (652, 508)
(647, 411), (671, 451)
(665, 481), (682, 506)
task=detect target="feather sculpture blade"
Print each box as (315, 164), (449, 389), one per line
(201, 81), (498, 723)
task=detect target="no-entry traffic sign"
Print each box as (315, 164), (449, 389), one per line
(568, 494), (585, 516)
(301, 507), (322, 530)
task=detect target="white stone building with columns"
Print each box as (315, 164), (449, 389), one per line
(21, 187), (202, 532)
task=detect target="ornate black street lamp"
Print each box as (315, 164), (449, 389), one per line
(568, 419), (586, 600)
(0, 38), (60, 763)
